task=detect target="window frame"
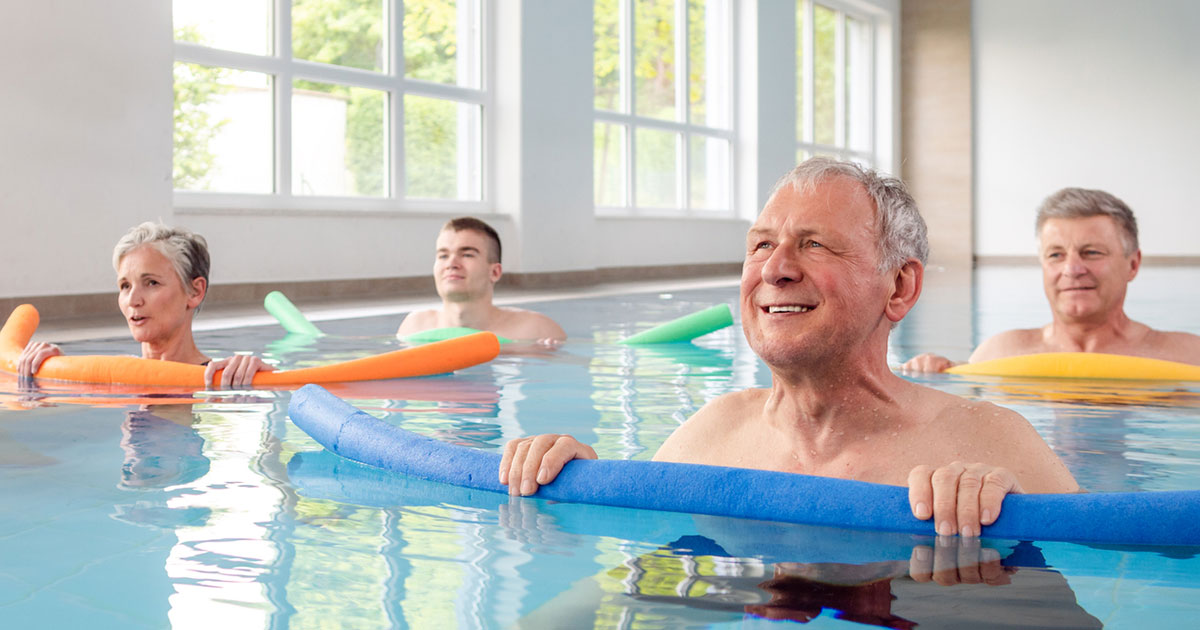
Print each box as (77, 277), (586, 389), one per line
(795, 0), (883, 168)
(593, 0), (737, 218)
(172, 0), (492, 215)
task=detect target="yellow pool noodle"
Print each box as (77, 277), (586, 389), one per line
(946, 352), (1200, 381)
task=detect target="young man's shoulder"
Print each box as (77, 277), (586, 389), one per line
(396, 309), (440, 336)
(496, 306), (566, 341)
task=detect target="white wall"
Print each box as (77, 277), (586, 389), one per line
(974, 0), (1200, 258)
(0, 0), (173, 298)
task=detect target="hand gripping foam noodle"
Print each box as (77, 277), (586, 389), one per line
(947, 352), (1200, 381)
(0, 305), (500, 387)
(288, 384), (1200, 546)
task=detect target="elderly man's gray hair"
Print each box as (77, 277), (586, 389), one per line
(769, 157), (929, 272)
(1036, 187), (1139, 256)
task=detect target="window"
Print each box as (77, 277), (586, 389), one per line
(172, 0), (484, 204)
(796, 0), (876, 166)
(594, 0), (733, 214)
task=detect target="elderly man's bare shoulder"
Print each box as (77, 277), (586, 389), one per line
(918, 385), (1025, 432)
(1143, 328), (1200, 365)
(909, 384), (1077, 492)
(653, 388), (768, 464)
(968, 328), (1048, 362)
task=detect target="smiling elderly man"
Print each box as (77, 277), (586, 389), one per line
(903, 188), (1200, 372)
(499, 158), (1078, 538)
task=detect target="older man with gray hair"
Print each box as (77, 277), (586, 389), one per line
(904, 187), (1200, 372)
(500, 158), (1079, 538)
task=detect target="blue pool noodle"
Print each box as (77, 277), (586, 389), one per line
(288, 384), (1200, 546)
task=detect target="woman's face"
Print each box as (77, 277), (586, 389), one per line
(116, 244), (204, 346)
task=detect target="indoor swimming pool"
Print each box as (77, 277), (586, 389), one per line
(2, 267), (1198, 628)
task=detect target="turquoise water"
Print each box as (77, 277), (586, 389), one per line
(2, 268), (1198, 628)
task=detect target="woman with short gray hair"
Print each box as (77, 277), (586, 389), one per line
(17, 222), (272, 388)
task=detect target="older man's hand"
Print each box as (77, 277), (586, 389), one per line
(907, 462), (1023, 537)
(900, 353), (958, 373)
(499, 434), (597, 497)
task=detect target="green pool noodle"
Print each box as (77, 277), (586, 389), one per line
(264, 291), (325, 337)
(620, 303), (734, 344)
(403, 327), (512, 344)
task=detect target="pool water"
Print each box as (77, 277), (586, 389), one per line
(2, 268), (1198, 628)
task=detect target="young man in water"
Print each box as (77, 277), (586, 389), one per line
(397, 217), (566, 344)
(903, 187), (1200, 372)
(500, 158), (1079, 537)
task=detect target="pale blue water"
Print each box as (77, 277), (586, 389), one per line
(1, 267), (1198, 628)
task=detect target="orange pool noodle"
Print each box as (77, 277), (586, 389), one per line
(0, 304), (499, 387)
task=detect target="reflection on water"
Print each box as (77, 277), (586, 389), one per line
(3, 281), (1200, 627)
(538, 537), (1102, 629)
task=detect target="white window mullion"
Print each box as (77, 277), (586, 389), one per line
(834, 10), (846, 150)
(391, 0), (403, 199)
(623, 0), (637, 211)
(802, 0), (815, 146)
(866, 15), (877, 166)
(676, 0), (689, 213)
(275, 0), (291, 197)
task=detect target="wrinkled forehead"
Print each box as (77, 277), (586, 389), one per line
(753, 177), (879, 234)
(1038, 215), (1125, 246)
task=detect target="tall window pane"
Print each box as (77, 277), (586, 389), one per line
(813, 4), (836, 146)
(292, 81), (387, 197)
(688, 0), (729, 127)
(634, 0), (677, 120)
(689, 135), (728, 210)
(846, 16), (872, 153)
(595, 122), (627, 206)
(797, 2), (880, 165)
(404, 95), (481, 200)
(174, 64), (273, 193)
(796, 1), (807, 140)
(596, 0), (732, 213)
(173, 0), (271, 55)
(635, 128), (679, 207)
(292, 0), (386, 72)
(595, 0), (623, 111)
(405, 0), (480, 88)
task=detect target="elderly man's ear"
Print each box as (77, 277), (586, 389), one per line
(884, 259), (923, 324)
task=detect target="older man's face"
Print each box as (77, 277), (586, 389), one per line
(1038, 215), (1139, 325)
(740, 176), (890, 367)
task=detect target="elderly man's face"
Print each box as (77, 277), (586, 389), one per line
(1038, 215), (1139, 324)
(740, 176), (891, 367)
